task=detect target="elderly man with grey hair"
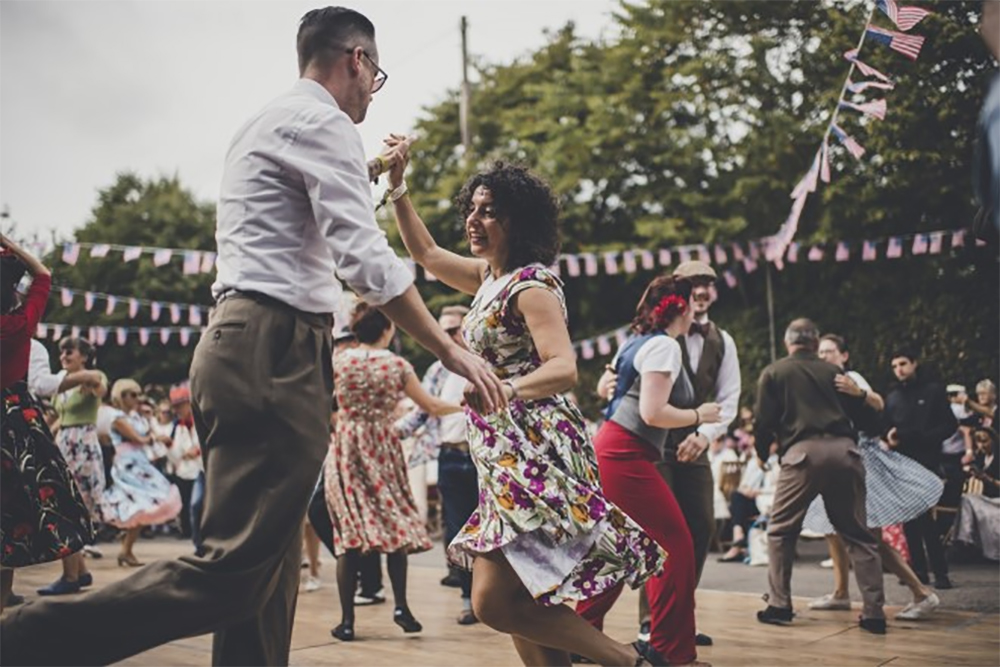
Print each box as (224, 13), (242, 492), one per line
(753, 318), (887, 634)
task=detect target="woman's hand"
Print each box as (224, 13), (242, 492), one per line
(696, 402), (722, 424)
(834, 374), (863, 397)
(0, 233), (49, 278)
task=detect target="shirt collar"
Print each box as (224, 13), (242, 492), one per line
(293, 78), (340, 109)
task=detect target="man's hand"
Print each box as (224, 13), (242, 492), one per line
(834, 373), (863, 397)
(676, 432), (709, 463)
(596, 366), (617, 400)
(440, 345), (506, 415)
(381, 134), (415, 188)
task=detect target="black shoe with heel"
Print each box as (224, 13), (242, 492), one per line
(631, 640), (669, 666)
(330, 623), (355, 641)
(394, 607), (422, 633)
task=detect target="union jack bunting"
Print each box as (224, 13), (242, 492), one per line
(846, 78), (895, 94)
(865, 25), (925, 61)
(844, 49), (893, 82)
(839, 99), (887, 121)
(832, 124), (866, 160)
(876, 0), (931, 32)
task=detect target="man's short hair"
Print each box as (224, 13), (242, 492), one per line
(784, 318), (819, 350)
(297, 6), (376, 75)
(890, 346), (919, 362)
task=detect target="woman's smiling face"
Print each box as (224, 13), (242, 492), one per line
(465, 186), (508, 267)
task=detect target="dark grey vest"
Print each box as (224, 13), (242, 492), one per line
(610, 337), (698, 454)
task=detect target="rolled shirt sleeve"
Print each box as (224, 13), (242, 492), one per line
(28, 339), (66, 399)
(697, 330), (741, 443)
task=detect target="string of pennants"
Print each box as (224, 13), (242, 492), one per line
(48, 225), (976, 330)
(53, 286), (209, 326)
(572, 226), (975, 361)
(35, 323), (205, 347)
(765, 0), (931, 264)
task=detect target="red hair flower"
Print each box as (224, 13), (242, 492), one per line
(651, 294), (688, 325)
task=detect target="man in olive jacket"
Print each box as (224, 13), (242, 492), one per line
(754, 318), (886, 634)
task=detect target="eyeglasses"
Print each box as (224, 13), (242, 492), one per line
(345, 48), (387, 93)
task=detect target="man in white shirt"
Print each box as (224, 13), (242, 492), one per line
(636, 260), (741, 647)
(1, 8), (503, 666)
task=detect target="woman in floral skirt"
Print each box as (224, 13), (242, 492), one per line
(387, 147), (666, 667)
(0, 236), (93, 609)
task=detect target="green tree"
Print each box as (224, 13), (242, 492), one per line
(387, 0), (997, 416)
(42, 172), (216, 387)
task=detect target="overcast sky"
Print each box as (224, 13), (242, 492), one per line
(0, 0), (620, 242)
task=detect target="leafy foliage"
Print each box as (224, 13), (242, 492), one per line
(40, 1), (998, 416)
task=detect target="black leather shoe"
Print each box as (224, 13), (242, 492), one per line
(440, 572), (463, 588)
(631, 640), (669, 666)
(393, 607), (423, 633)
(696, 631), (713, 646)
(859, 617), (887, 634)
(933, 575), (953, 590)
(757, 605), (794, 625)
(330, 623), (355, 641)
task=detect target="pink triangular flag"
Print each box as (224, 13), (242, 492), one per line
(123, 246), (143, 263)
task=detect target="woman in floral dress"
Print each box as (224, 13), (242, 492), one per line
(0, 237), (93, 610)
(101, 378), (181, 567)
(387, 150), (667, 666)
(326, 302), (461, 642)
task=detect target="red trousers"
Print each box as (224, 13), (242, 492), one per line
(576, 421), (697, 664)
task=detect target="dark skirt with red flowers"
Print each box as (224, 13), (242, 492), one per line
(1, 381), (94, 568)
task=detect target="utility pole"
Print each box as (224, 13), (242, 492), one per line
(765, 263), (777, 363)
(459, 15), (471, 155)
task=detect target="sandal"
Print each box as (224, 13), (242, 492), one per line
(330, 623), (355, 642)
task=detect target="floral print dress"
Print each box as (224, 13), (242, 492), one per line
(1, 382), (94, 567)
(325, 348), (433, 556)
(449, 265), (666, 605)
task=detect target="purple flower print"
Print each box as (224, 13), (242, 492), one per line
(555, 419), (582, 444)
(508, 480), (534, 510)
(572, 563), (602, 597)
(586, 494), (607, 521)
(523, 459), (549, 494)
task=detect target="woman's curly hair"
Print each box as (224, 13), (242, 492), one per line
(455, 161), (561, 273)
(631, 275), (693, 335)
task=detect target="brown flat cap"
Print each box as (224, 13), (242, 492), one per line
(673, 260), (717, 280)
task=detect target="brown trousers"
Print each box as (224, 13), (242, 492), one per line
(638, 449), (715, 625)
(0, 295), (333, 666)
(767, 437), (885, 619)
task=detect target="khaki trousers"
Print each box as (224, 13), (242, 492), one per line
(638, 449), (715, 626)
(0, 295), (333, 666)
(767, 437), (885, 619)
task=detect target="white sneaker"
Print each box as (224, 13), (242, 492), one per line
(819, 558), (834, 568)
(808, 593), (851, 610)
(895, 592), (940, 620)
(303, 576), (322, 593)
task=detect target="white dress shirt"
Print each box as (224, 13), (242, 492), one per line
(213, 78), (414, 313)
(684, 316), (741, 443)
(28, 339), (66, 399)
(437, 369), (469, 444)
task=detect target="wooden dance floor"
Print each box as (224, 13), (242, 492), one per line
(5, 540), (998, 666)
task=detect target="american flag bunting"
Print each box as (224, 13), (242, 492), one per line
(876, 0), (931, 32)
(839, 99), (887, 121)
(844, 49), (893, 83)
(832, 124), (866, 160)
(866, 25), (925, 61)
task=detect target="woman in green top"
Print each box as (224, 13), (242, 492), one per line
(40, 338), (108, 596)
